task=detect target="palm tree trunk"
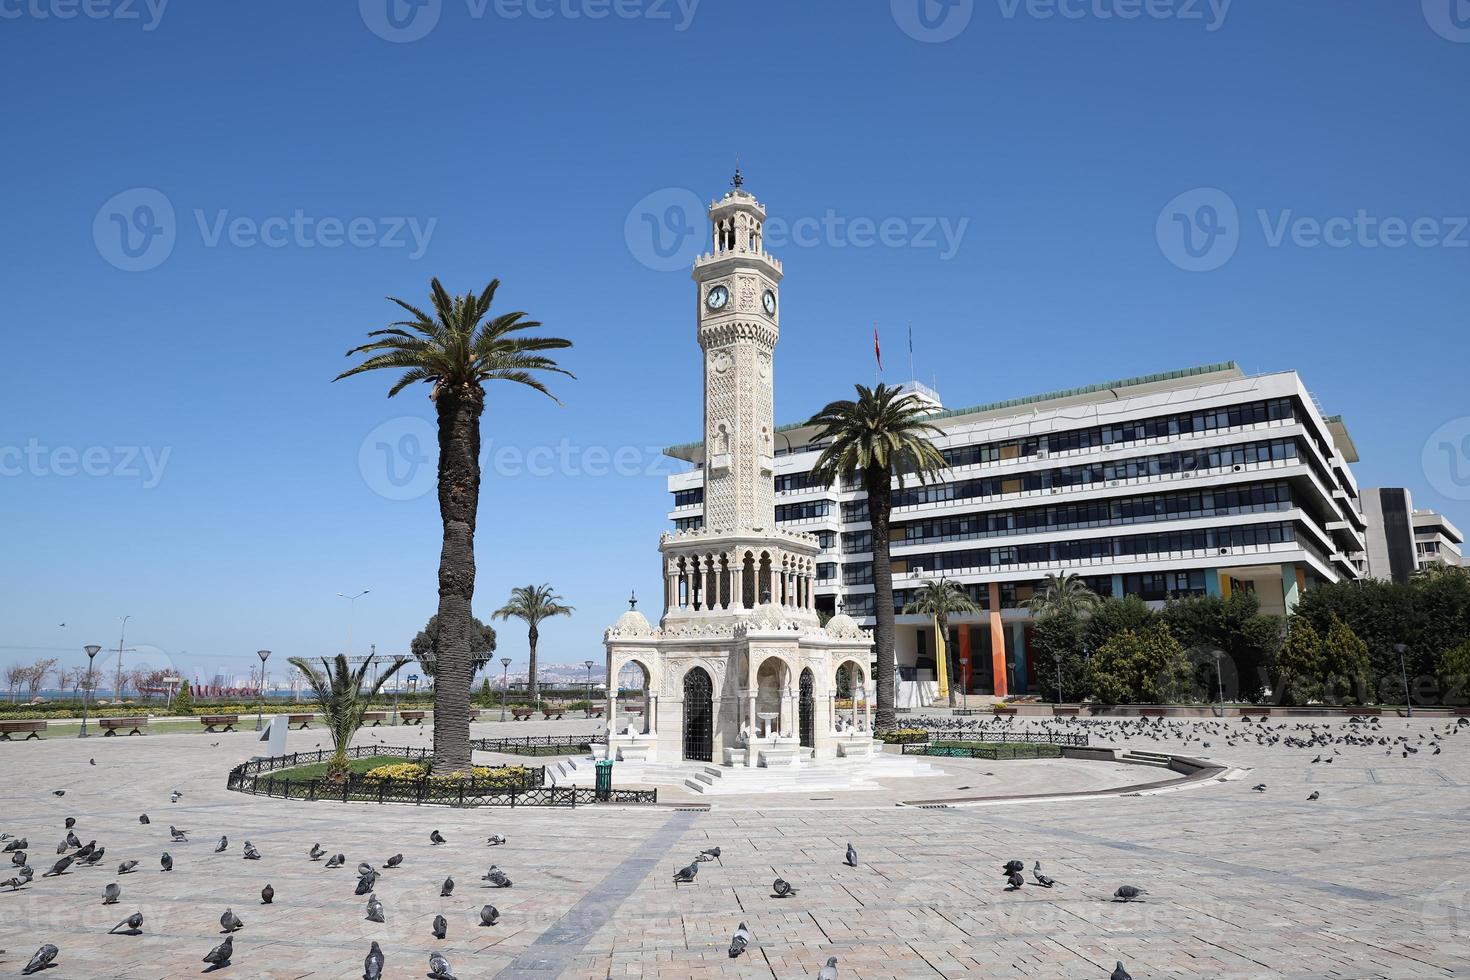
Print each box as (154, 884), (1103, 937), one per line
(941, 612), (957, 707)
(867, 468), (897, 731)
(527, 625), (540, 707)
(430, 387), (482, 773)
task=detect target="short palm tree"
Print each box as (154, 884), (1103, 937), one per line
(902, 578), (981, 707)
(1027, 571), (1101, 619)
(807, 384), (946, 730)
(335, 278), (573, 771)
(493, 584), (574, 706)
(288, 654), (410, 779)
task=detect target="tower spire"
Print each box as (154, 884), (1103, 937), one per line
(732, 156), (744, 190)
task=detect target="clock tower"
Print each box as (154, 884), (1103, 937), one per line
(694, 169), (783, 534)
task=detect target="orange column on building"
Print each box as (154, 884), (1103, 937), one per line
(957, 622), (972, 695)
(988, 582), (1008, 698)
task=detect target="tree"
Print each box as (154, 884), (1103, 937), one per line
(806, 384), (946, 730)
(5, 663), (27, 702)
(335, 278), (573, 772)
(1160, 592), (1284, 702)
(1084, 595), (1155, 654)
(493, 584), (573, 705)
(410, 614), (497, 681)
(901, 578), (980, 706)
(288, 654), (410, 779)
(1027, 571), (1101, 620)
(23, 659), (57, 700)
(172, 679), (194, 715)
(1272, 619), (1323, 706)
(1029, 610), (1090, 702)
(1086, 622), (1193, 704)
(1439, 639), (1470, 706)
(1318, 617), (1372, 705)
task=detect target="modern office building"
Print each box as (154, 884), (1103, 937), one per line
(1414, 509), (1465, 571)
(1363, 486), (1465, 580)
(665, 362), (1368, 698)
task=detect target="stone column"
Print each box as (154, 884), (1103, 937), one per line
(731, 556), (745, 611)
(746, 693), (756, 767)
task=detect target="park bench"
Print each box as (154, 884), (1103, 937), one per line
(511, 707), (534, 721)
(992, 707), (1017, 716)
(287, 714), (313, 730)
(1053, 706), (1080, 717)
(588, 705), (604, 718)
(400, 711), (426, 726)
(469, 709), (482, 721)
(100, 717), (147, 736)
(542, 705), (566, 720)
(362, 712), (386, 727)
(1139, 708), (1168, 718)
(199, 715), (237, 733)
(952, 708), (978, 716)
(0, 720), (47, 741)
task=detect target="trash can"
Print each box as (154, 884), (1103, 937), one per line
(594, 759), (613, 802)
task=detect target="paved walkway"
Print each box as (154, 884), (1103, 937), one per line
(1, 715), (1467, 978)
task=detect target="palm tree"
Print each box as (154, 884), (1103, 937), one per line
(807, 384), (946, 730)
(288, 654), (410, 779)
(1027, 571), (1101, 619)
(493, 584), (574, 706)
(335, 278), (573, 771)
(902, 578), (981, 707)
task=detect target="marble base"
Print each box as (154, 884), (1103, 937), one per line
(835, 737), (879, 759)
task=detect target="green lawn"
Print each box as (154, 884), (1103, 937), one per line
(269, 755), (412, 781)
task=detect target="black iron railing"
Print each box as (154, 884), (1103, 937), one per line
(471, 735), (600, 756)
(884, 728), (1089, 747)
(901, 741), (1067, 759)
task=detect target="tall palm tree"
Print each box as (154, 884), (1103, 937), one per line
(1027, 571), (1101, 619)
(335, 278), (573, 771)
(807, 384), (946, 730)
(288, 654), (410, 779)
(902, 578), (981, 707)
(493, 584), (574, 706)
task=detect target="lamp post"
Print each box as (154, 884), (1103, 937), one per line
(255, 650), (271, 732)
(1213, 650), (1225, 713)
(1052, 651), (1063, 705)
(583, 659), (596, 718)
(79, 645), (101, 738)
(1395, 643), (1411, 718)
(337, 589), (370, 655)
(499, 657), (512, 722)
(113, 614), (131, 701)
(389, 658), (404, 726)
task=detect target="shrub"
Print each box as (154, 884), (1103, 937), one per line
(877, 728), (929, 744)
(1319, 617), (1372, 704)
(171, 680), (193, 715)
(1086, 622), (1194, 704)
(1438, 640), (1470, 706)
(1272, 619), (1323, 706)
(363, 762), (532, 788)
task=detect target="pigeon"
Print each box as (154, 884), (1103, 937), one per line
(844, 843), (858, 867)
(214, 836), (229, 854)
(479, 903), (499, 926)
(2, 837), (26, 852)
(169, 826), (188, 842)
(482, 866), (511, 888)
(325, 853), (344, 869)
(365, 894), (385, 923)
(772, 877), (795, 898)
(22, 943), (59, 975)
(261, 883), (274, 904)
(2, 872), (30, 890)
(160, 852), (173, 872)
(52, 790), (65, 797)
(1113, 885), (1147, 902)
(1002, 860), (1025, 875)
(428, 952), (457, 980)
(356, 871), (379, 896)
(486, 834), (506, 846)
(103, 882), (121, 905)
(364, 941), (385, 980)
(202, 935), (233, 968)
(220, 908), (243, 933)
(357, 862), (375, 878)
(108, 912), (144, 935)
(1005, 871), (1024, 891)
(170, 790), (182, 803)
(309, 843), (325, 861)
(384, 854), (403, 869)
(12, 850), (27, 866)
(67, 832), (83, 850)
(818, 955), (839, 979)
(440, 876), (454, 897)
(1032, 862), (1056, 887)
(432, 913), (447, 939)
(673, 862), (698, 884)
(698, 846), (721, 862)
(242, 842), (260, 861)
(1307, 791), (1320, 801)
(728, 921), (751, 957)
(1252, 783), (1267, 792)
(1111, 962), (1133, 980)
(82, 847), (105, 867)
(64, 817), (76, 830)
(430, 829), (446, 845)
(43, 856), (73, 877)
(138, 814), (150, 825)
(55, 841), (68, 856)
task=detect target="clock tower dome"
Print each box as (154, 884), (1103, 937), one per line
(694, 169), (784, 534)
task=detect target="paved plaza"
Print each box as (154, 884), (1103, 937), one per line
(2, 715), (1469, 978)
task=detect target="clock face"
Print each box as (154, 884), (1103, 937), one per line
(706, 284), (730, 312)
(762, 289), (776, 316)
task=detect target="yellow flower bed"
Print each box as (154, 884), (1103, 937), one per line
(364, 762), (531, 788)
(877, 728), (930, 744)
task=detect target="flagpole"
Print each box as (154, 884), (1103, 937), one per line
(908, 324), (915, 384)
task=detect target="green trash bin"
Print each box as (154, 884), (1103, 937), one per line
(595, 759), (613, 802)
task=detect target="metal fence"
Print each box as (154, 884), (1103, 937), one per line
(471, 735), (600, 757)
(887, 729), (1090, 747)
(902, 741), (1066, 760)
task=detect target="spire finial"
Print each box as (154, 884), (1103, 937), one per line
(628, 590), (638, 611)
(732, 157), (744, 190)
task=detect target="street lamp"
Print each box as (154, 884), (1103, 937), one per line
(79, 645), (102, 738)
(337, 589), (371, 655)
(1052, 651), (1063, 705)
(113, 615), (131, 701)
(1395, 643), (1411, 718)
(255, 650), (271, 732)
(1213, 650), (1225, 713)
(583, 659), (596, 718)
(499, 657), (512, 722)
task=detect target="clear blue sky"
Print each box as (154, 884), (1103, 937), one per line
(3, 0), (1467, 687)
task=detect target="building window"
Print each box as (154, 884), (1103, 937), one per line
(672, 487), (704, 508)
(842, 529), (873, 553)
(673, 516), (704, 532)
(841, 499), (870, 523)
(816, 562), (837, 582)
(775, 500), (829, 522)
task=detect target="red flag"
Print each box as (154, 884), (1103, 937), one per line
(874, 326), (883, 371)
